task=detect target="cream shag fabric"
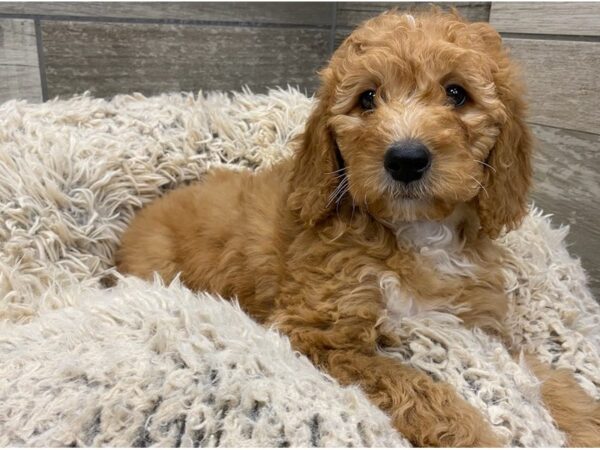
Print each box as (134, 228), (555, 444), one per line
(0, 89), (599, 447)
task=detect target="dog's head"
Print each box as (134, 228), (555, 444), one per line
(289, 10), (532, 239)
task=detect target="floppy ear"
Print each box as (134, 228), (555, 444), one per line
(288, 69), (341, 226)
(476, 52), (533, 239)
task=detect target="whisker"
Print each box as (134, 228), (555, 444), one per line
(333, 187), (348, 206)
(327, 188), (340, 207)
(327, 176), (349, 207)
(335, 187), (350, 216)
(474, 159), (496, 173)
(467, 174), (488, 198)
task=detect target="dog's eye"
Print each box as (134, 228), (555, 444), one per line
(446, 84), (468, 107)
(359, 90), (376, 110)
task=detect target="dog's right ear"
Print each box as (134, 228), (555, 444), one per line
(469, 22), (533, 239)
(288, 68), (341, 226)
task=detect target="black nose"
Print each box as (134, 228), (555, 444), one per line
(384, 140), (431, 183)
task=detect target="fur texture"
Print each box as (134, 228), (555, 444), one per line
(524, 353), (600, 447)
(116, 11), (599, 447)
(0, 276), (408, 447)
(1, 86), (599, 447)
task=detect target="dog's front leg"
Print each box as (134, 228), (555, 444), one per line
(281, 327), (503, 449)
(320, 349), (503, 447)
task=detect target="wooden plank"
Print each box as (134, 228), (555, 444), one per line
(0, 19), (42, 103)
(0, 2), (333, 27)
(490, 2), (600, 37)
(41, 21), (329, 99)
(335, 2), (490, 29)
(530, 124), (600, 299)
(504, 38), (600, 135)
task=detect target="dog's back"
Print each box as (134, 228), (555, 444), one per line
(117, 163), (290, 320)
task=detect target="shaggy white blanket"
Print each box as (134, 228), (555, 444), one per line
(0, 88), (599, 447)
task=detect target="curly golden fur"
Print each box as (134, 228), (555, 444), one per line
(117, 10), (600, 447)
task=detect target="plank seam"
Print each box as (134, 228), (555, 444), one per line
(501, 32), (600, 43)
(528, 121), (600, 138)
(34, 18), (48, 102)
(328, 2), (337, 55)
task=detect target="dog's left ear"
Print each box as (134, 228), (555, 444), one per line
(473, 24), (533, 239)
(288, 68), (341, 226)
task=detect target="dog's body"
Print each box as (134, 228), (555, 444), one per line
(118, 164), (508, 447)
(118, 10), (600, 447)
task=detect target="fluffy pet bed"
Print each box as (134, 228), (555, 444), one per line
(0, 88), (599, 447)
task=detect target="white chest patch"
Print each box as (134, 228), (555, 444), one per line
(393, 210), (477, 278)
(378, 208), (478, 320)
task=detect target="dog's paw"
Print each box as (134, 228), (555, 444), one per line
(391, 382), (504, 447)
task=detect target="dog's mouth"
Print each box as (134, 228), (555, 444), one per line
(396, 188), (423, 200)
(388, 176), (431, 202)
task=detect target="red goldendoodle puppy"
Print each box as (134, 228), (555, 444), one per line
(117, 10), (600, 447)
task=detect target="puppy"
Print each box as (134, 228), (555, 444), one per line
(117, 10), (600, 447)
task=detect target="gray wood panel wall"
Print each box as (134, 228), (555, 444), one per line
(0, 19), (42, 102)
(490, 2), (600, 299)
(0, 2), (336, 100)
(0, 2), (598, 298)
(0, 2), (490, 101)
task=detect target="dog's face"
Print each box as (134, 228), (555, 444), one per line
(290, 11), (532, 239)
